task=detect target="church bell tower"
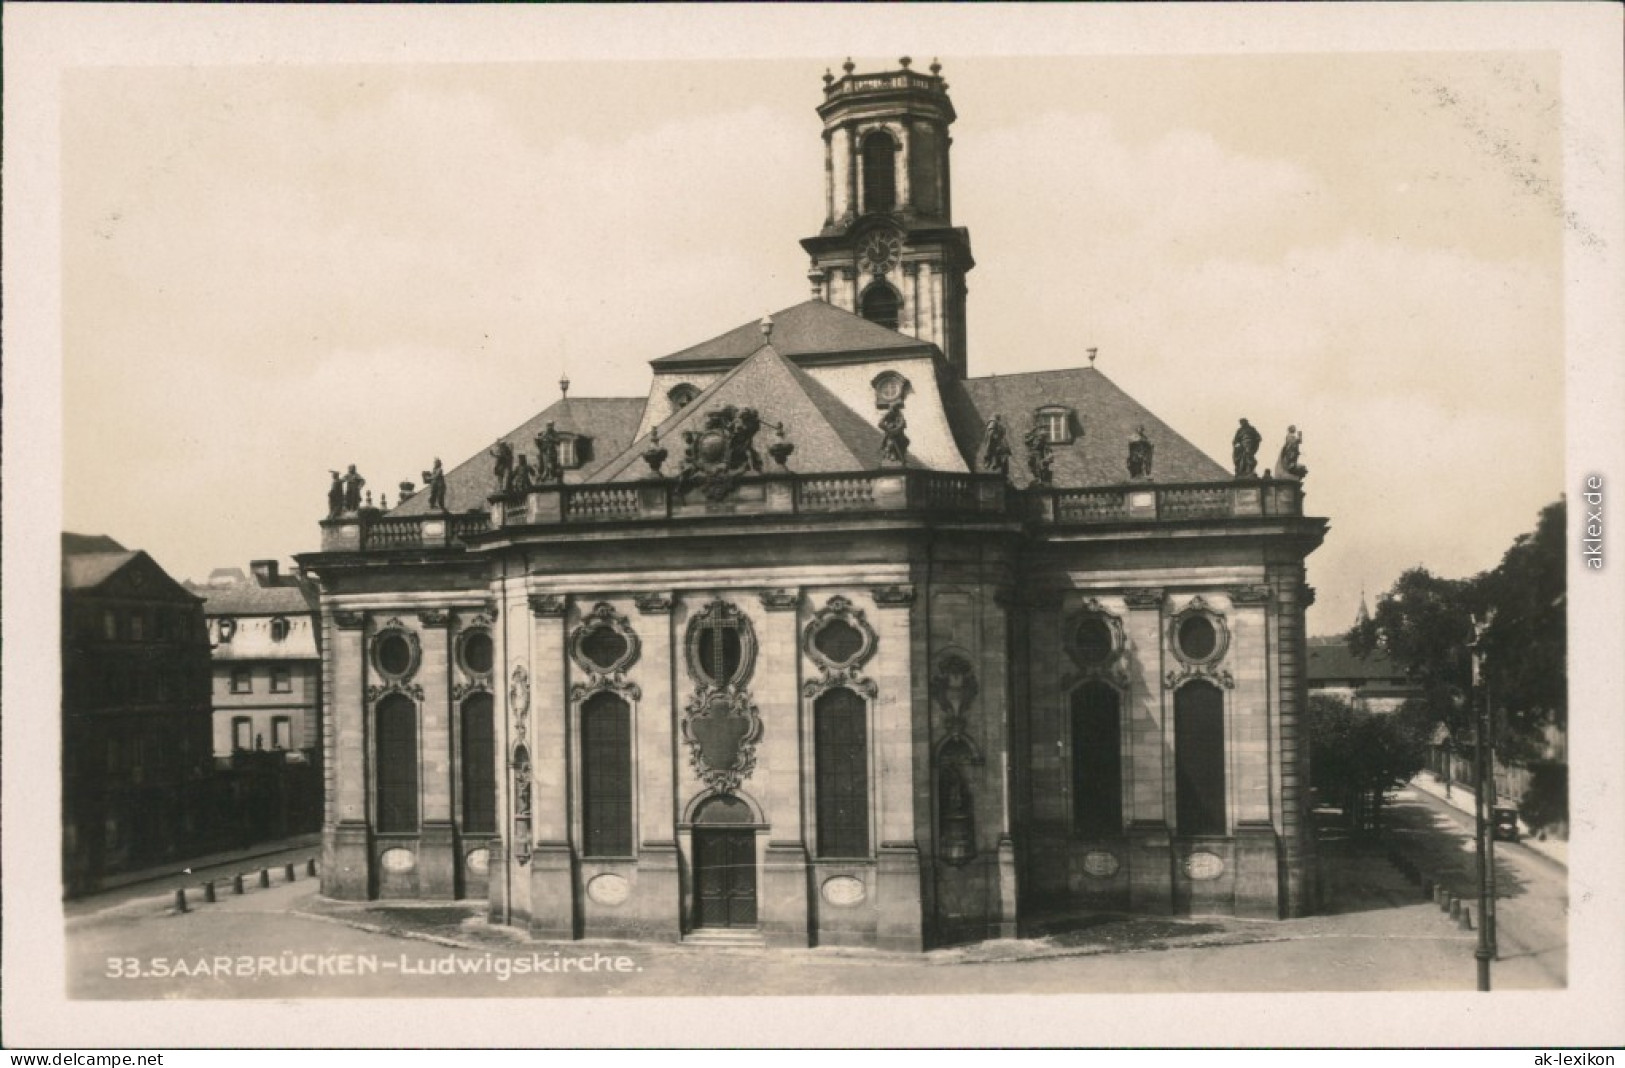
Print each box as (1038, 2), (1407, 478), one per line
(801, 57), (975, 378)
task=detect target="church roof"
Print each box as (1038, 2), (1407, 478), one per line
(388, 396), (646, 516)
(593, 342), (895, 482)
(948, 367), (1229, 488)
(650, 299), (938, 370)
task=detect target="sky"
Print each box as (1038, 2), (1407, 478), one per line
(47, 25), (1581, 639)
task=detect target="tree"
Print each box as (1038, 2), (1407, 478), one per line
(1476, 499), (1566, 757)
(1309, 694), (1431, 830)
(1347, 499), (1566, 760)
(1347, 567), (1476, 736)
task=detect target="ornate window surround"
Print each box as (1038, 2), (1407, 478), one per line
(569, 601), (642, 680)
(1063, 598), (1130, 689)
(681, 599), (762, 795)
(1164, 596), (1235, 690)
(367, 618), (423, 703)
(802, 595), (878, 682)
(1169, 595), (1230, 666)
(453, 613), (497, 702)
(870, 370), (912, 409)
(684, 599), (757, 691)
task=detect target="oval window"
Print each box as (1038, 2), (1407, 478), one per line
(1177, 615), (1218, 661)
(461, 630), (494, 675)
(377, 632), (414, 677)
(1074, 616), (1115, 666)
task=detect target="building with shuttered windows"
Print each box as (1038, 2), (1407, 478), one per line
(298, 61), (1327, 948)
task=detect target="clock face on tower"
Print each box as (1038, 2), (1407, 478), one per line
(858, 230), (903, 275)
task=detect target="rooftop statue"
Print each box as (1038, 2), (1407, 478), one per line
(1232, 418), (1262, 479)
(489, 439), (515, 493)
(1127, 424), (1155, 480)
(1023, 419), (1054, 485)
(879, 402), (910, 465)
(979, 414), (1012, 476)
(1276, 425), (1308, 480)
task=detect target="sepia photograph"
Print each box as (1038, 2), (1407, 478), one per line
(4, 2), (1622, 1050)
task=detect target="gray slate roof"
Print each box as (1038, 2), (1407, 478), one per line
(197, 584), (315, 616)
(389, 397), (647, 516)
(650, 299), (938, 369)
(594, 342), (896, 481)
(949, 368), (1229, 487)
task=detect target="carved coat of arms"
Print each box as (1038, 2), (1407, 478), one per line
(675, 405), (764, 501)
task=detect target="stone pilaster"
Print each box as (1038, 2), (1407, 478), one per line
(527, 593), (575, 939)
(871, 584), (922, 951)
(326, 609), (370, 899)
(1270, 563), (1316, 917)
(759, 587), (808, 947)
(417, 610), (456, 898)
(633, 593), (680, 941)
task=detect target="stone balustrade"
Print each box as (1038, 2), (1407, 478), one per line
(318, 473), (1304, 552)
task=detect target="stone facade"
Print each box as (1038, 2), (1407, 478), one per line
(298, 60), (1328, 948)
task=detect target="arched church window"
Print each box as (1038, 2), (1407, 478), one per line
(581, 691), (633, 857)
(814, 687), (869, 858)
(461, 693), (496, 834)
(860, 282), (902, 331)
(861, 130), (897, 213)
(375, 693), (419, 833)
(1174, 681), (1226, 836)
(1071, 680), (1123, 837)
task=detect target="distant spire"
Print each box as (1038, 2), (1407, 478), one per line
(1355, 586), (1371, 627)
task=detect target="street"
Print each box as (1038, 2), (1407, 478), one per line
(61, 802), (1565, 1002)
(1384, 781), (1568, 986)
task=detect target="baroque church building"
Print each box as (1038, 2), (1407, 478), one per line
(300, 60), (1327, 950)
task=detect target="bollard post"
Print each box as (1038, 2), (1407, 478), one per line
(233, 873), (244, 895)
(306, 858), (317, 877)
(258, 868), (271, 889)
(1449, 896), (1461, 919)
(1460, 906), (1474, 931)
(203, 880), (216, 903)
(285, 863), (296, 883)
(174, 888), (188, 913)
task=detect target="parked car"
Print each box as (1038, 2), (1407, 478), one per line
(1491, 804), (1521, 842)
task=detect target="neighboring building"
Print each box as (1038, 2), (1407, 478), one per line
(1306, 636), (1422, 713)
(61, 533), (214, 894)
(194, 560), (324, 841)
(196, 560), (321, 760)
(298, 61), (1328, 947)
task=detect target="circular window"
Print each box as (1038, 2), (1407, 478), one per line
(460, 630), (494, 675)
(376, 631), (414, 677)
(1074, 617), (1116, 666)
(1177, 615), (1219, 661)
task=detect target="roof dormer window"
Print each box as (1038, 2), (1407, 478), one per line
(1036, 406), (1076, 445)
(557, 433), (589, 470)
(668, 383), (699, 410)
(270, 617), (290, 643)
(871, 371), (912, 409)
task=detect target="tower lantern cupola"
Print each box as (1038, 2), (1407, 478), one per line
(801, 57), (975, 378)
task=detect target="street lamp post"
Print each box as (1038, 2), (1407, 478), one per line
(1470, 613), (1497, 990)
